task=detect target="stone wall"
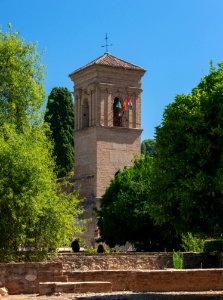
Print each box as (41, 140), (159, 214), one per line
(65, 269), (223, 292)
(58, 253), (221, 272)
(96, 126), (141, 198)
(0, 253), (223, 295)
(58, 253), (173, 272)
(1, 264), (223, 294)
(71, 56), (145, 244)
(74, 127), (97, 198)
(74, 126), (142, 199)
(0, 262), (63, 294)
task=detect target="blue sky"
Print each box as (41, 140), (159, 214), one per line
(1, 0), (223, 140)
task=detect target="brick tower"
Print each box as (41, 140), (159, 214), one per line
(69, 53), (146, 245)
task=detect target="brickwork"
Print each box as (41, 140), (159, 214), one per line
(39, 281), (112, 295)
(69, 54), (145, 244)
(96, 126), (142, 197)
(65, 269), (223, 292)
(70, 55), (145, 200)
(0, 254), (223, 295)
(1, 262), (223, 295)
(74, 126), (142, 198)
(0, 262), (63, 294)
(74, 127), (97, 197)
(59, 253), (173, 272)
(59, 253), (220, 272)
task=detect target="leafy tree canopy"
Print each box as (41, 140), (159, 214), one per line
(151, 62), (223, 237)
(97, 156), (180, 251)
(0, 26), (82, 260)
(141, 138), (156, 155)
(0, 124), (83, 260)
(0, 25), (45, 130)
(44, 87), (74, 178)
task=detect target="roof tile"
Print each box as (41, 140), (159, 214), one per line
(69, 53), (145, 76)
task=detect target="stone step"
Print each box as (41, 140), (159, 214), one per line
(39, 281), (112, 295)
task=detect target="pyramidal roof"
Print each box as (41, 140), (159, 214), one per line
(69, 53), (145, 76)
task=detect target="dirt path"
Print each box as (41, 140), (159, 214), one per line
(5, 291), (223, 300)
(2, 294), (74, 300)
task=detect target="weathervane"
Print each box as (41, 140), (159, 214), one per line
(101, 33), (112, 53)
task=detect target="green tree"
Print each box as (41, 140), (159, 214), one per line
(0, 124), (82, 260)
(141, 138), (156, 155)
(44, 87), (74, 178)
(0, 26), (82, 260)
(151, 62), (223, 237)
(97, 156), (180, 251)
(0, 25), (45, 130)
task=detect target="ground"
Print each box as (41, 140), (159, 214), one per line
(5, 291), (223, 300)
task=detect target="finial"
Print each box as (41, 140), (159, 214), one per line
(101, 33), (112, 53)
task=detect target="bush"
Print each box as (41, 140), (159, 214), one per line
(86, 246), (97, 254)
(203, 240), (223, 253)
(97, 244), (105, 253)
(181, 232), (204, 252)
(0, 124), (83, 261)
(173, 251), (184, 269)
(71, 239), (80, 252)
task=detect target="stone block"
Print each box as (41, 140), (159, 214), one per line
(0, 287), (8, 296)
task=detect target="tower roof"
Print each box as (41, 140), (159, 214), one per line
(69, 53), (145, 76)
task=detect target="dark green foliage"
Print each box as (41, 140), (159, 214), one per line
(45, 87), (74, 178)
(203, 240), (223, 253)
(71, 239), (80, 252)
(97, 156), (181, 251)
(98, 63), (223, 250)
(151, 63), (223, 237)
(141, 139), (156, 155)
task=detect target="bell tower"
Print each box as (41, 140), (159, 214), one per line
(69, 53), (146, 244)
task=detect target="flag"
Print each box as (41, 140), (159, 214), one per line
(115, 98), (122, 108)
(127, 97), (131, 106)
(121, 99), (127, 111)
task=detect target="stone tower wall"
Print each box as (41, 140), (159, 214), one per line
(96, 126), (142, 198)
(69, 54), (145, 245)
(74, 127), (97, 198)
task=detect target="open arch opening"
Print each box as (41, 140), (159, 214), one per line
(82, 99), (89, 128)
(113, 97), (123, 127)
(113, 97), (128, 127)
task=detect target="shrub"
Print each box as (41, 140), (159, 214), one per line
(71, 239), (80, 252)
(0, 124), (83, 261)
(181, 232), (204, 252)
(97, 244), (105, 253)
(173, 251), (184, 269)
(86, 246), (97, 254)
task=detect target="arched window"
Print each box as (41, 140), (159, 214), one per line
(82, 99), (89, 128)
(113, 97), (123, 127)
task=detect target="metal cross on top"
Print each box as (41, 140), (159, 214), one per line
(101, 33), (112, 53)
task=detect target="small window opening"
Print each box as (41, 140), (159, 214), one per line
(82, 99), (89, 128)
